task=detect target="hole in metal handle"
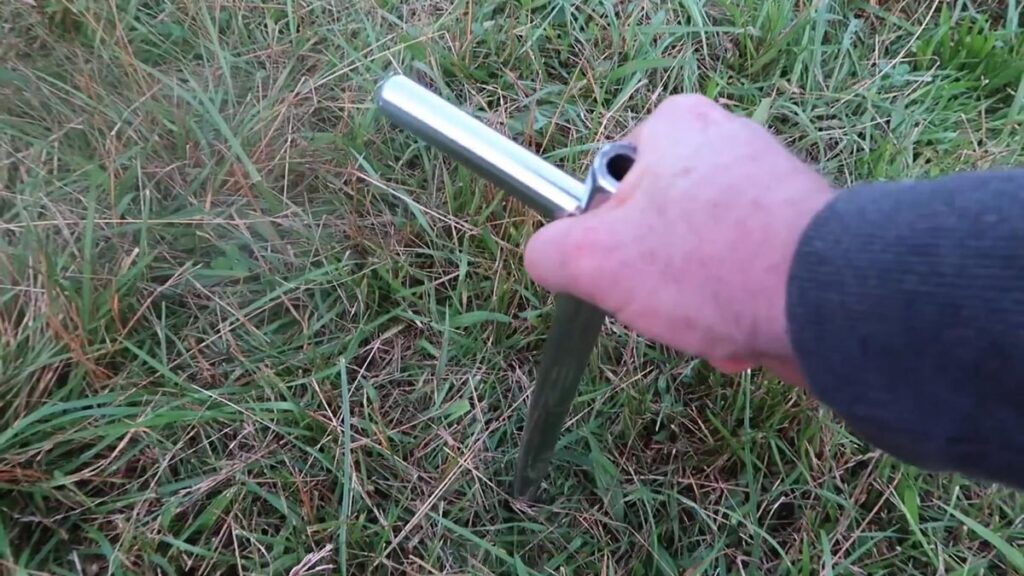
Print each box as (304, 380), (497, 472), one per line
(605, 152), (635, 182)
(587, 142), (638, 204)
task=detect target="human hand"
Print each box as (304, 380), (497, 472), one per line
(524, 95), (834, 385)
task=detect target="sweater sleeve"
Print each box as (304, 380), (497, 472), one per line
(786, 169), (1024, 489)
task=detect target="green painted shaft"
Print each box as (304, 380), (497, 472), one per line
(512, 294), (606, 499)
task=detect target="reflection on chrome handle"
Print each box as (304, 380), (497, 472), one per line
(374, 74), (589, 218)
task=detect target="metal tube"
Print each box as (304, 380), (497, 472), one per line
(374, 74), (588, 218)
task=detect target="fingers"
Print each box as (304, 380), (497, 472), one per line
(762, 356), (808, 389)
(708, 358), (755, 374)
(618, 94), (733, 184)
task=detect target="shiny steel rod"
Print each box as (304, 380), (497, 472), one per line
(374, 74), (588, 218)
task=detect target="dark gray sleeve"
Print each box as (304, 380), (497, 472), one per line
(786, 169), (1024, 489)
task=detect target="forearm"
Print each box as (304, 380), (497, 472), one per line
(787, 169), (1024, 489)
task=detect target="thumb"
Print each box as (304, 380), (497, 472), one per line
(523, 206), (626, 309)
(523, 216), (578, 294)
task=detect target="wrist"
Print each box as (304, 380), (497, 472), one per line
(751, 176), (834, 360)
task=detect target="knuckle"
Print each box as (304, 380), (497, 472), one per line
(655, 94), (729, 128)
(661, 93), (721, 114)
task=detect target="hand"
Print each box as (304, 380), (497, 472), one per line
(524, 95), (834, 385)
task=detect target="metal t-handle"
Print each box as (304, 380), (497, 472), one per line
(374, 74), (635, 499)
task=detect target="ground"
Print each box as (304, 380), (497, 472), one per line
(2, 0), (1023, 574)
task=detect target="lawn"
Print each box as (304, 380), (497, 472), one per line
(2, 0), (1023, 573)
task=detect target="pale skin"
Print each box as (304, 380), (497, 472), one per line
(524, 95), (835, 387)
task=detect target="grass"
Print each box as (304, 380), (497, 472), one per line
(1, 0), (1023, 573)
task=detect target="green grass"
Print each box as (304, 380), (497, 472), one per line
(2, 0), (1023, 573)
